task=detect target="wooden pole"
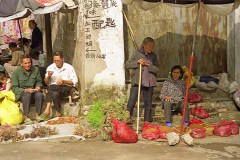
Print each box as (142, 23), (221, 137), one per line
(123, 11), (138, 50)
(136, 64), (142, 134)
(17, 20), (26, 55)
(180, 0), (200, 134)
(44, 14), (53, 65)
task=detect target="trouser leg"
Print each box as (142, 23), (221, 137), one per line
(126, 85), (139, 117)
(53, 85), (72, 112)
(46, 85), (72, 113)
(20, 92), (32, 117)
(163, 101), (172, 123)
(143, 86), (154, 122)
(52, 91), (61, 112)
(34, 91), (44, 115)
(179, 100), (190, 122)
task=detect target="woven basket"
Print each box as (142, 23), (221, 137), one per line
(101, 125), (113, 141)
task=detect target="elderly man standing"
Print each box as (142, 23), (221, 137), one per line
(11, 54), (43, 124)
(39, 51), (78, 120)
(4, 42), (24, 77)
(126, 37), (159, 123)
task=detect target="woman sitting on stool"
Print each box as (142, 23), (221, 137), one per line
(159, 65), (189, 127)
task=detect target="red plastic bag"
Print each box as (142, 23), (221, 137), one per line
(213, 125), (232, 137)
(219, 121), (239, 135)
(111, 118), (138, 143)
(158, 126), (176, 139)
(141, 122), (160, 140)
(159, 131), (167, 139)
(191, 128), (206, 138)
(189, 118), (203, 125)
(188, 93), (203, 103)
(191, 106), (209, 119)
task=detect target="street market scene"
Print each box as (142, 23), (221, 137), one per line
(0, 0), (240, 160)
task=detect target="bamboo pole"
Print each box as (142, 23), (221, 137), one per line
(180, 0), (200, 134)
(136, 64), (142, 134)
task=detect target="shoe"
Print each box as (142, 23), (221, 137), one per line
(184, 121), (189, 126)
(166, 122), (172, 127)
(38, 113), (50, 121)
(24, 118), (34, 125)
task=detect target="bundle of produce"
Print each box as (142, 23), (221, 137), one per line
(24, 125), (58, 138)
(74, 125), (98, 138)
(46, 117), (80, 125)
(0, 125), (24, 142)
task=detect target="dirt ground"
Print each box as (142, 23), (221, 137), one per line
(0, 135), (239, 160)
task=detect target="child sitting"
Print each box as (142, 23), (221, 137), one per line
(0, 73), (11, 91)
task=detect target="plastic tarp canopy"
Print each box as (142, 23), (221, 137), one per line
(0, 0), (78, 23)
(122, 0), (240, 16)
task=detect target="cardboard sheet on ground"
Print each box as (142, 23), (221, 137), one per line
(17, 118), (85, 142)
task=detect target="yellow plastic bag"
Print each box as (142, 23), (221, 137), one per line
(182, 66), (196, 88)
(0, 91), (24, 125)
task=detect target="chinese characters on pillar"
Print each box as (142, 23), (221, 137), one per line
(84, 0), (117, 59)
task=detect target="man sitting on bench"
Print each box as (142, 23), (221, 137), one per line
(39, 51), (78, 121)
(11, 54), (43, 124)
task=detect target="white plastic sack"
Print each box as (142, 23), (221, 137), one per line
(218, 73), (230, 92)
(233, 89), (240, 108)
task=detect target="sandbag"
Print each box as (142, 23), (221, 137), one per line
(0, 91), (24, 125)
(219, 121), (239, 135)
(233, 89), (240, 108)
(191, 106), (209, 119)
(188, 93), (203, 103)
(213, 125), (232, 137)
(191, 128), (206, 138)
(111, 118), (138, 143)
(189, 118), (203, 125)
(141, 122), (160, 140)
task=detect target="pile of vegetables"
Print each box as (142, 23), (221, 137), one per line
(87, 99), (129, 128)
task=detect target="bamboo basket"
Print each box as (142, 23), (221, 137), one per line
(100, 125), (113, 141)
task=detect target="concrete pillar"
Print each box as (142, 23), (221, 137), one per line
(227, 6), (240, 84)
(80, 0), (125, 89)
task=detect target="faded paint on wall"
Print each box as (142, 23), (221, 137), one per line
(228, 6), (240, 83)
(94, 1), (125, 86)
(50, 0), (125, 91)
(124, 2), (227, 79)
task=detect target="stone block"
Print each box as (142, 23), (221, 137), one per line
(62, 101), (81, 117)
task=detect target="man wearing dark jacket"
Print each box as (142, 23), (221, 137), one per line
(28, 20), (43, 52)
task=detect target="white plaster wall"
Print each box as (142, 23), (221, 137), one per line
(235, 6), (240, 83)
(82, 0), (125, 88)
(227, 6), (240, 84)
(93, 1), (125, 86)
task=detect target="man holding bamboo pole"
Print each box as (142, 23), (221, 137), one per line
(126, 37), (159, 123)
